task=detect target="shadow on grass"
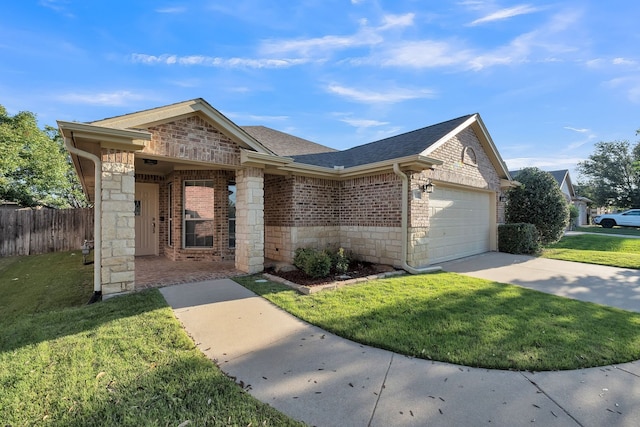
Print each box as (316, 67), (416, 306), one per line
(243, 273), (640, 371)
(55, 357), (301, 427)
(0, 289), (164, 354)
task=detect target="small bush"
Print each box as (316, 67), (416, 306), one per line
(293, 248), (314, 270)
(333, 248), (350, 274)
(304, 250), (332, 278)
(498, 223), (541, 255)
(293, 247), (352, 278)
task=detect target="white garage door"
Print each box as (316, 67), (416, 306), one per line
(428, 186), (491, 264)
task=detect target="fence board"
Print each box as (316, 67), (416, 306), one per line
(0, 208), (94, 257)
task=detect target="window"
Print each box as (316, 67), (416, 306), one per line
(228, 183), (236, 248)
(183, 180), (214, 248)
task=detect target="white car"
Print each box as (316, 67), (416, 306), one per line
(593, 209), (640, 228)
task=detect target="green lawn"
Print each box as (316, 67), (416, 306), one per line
(575, 225), (640, 236)
(542, 234), (640, 269)
(0, 252), (301, 426)
(235, 273), (640, 371)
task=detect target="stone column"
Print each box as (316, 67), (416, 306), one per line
(101, 149), (136, 295)
(235, 167), (264, 273)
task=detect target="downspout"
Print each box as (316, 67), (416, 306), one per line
(64, 133), (102, 302)
(393, 163), (442, 274)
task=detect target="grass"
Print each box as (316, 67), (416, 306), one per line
(235, 273), (640, 372)
(542, 234), (640, 269)
(0, 251), (94, 319)
(0, 252), (301, 426)
(574, 225), (640, 236)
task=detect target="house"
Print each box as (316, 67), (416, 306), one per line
(58, 98), (515, 297)
(510, 169), (592, 226)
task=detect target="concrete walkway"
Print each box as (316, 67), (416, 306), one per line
(159, 256), (640, 426)
(440, 252), (640, 313)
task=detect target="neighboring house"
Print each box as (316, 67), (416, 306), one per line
(58, 98), (515, 296)
(509, 169), (592, 226)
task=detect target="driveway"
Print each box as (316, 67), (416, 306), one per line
(439, 252), (640, 313)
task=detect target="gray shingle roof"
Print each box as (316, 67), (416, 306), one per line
(291, 114), (474, 168)
(241, 126), (337, 157)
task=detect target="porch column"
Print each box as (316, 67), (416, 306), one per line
(101, 149), (136, 295)
(235, 167), (264, 273)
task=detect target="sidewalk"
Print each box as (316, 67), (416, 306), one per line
(160, 278), (640, 427)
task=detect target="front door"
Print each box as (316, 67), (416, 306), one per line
(135, 183), (159, 256)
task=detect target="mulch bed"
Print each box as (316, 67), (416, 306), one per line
(265, 261), (395, 287)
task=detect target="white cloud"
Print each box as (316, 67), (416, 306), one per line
(131, 53), (310, 68)
(605, 76), (640, 103)
(378, 13), (415, 30)
(613, 57), (636, 66)
(155, 6), (187, 14)
(259, 13), (413, 57)
(564, 126), (590, 133)
(327, 84), (435, 103)
(505, 156), (586, 171)
(57, 90), (146, 106)
(469, 4), (541, 26)
(378, 40), (472, 68)
(260, 32), (382, 56)
(340, 118), (390, 128)
(39, 0), (74, 17)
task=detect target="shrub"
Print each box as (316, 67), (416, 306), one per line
(293, 248), (314, 270)
(293, 247), (332, 278)
(506, 167), (569, 245)
(498, 223), (540, 255)
(333, 247), (350, 274)
(304, 250), (332, 278)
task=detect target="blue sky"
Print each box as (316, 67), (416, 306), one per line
(2, 1), (639, 180)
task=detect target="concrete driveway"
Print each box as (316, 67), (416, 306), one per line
(439, 252), (640, 313)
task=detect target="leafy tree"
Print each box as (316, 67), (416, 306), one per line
(506, 167), (569, 245)
(577, 140), (640, 209)
(0, 105), (86, 208)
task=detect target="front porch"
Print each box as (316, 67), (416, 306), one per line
(135, 256), (243, 290)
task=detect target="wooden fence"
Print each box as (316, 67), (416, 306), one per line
(0, 208), (94, 257)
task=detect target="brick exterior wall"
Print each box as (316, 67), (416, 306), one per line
(264, 172), (403, 265)
(264, 127), (504, 267)
(144, 115), (241, 166)
(160, 170), (235, 262)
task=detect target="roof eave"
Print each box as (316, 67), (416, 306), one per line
(249, 154), (443, 179)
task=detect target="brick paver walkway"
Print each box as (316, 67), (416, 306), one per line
(135, 256), (244, 290)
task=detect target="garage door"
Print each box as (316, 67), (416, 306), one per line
(428, 186), (491, 264)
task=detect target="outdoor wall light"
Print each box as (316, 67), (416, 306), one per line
(421, 179), (435, 193)
(499, 195), (507, 202)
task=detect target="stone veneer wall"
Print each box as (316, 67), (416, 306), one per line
(235, 167), (264, 273)
(101, 149), (136, 295)
(264, 173), (403, 265)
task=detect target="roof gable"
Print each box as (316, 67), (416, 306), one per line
(91, 98), (274, 155)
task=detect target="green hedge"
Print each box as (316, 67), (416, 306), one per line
(498, 223), (540, 255)
(293, 247), (352, 278)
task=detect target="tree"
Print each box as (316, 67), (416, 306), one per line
(577, 140), (640, 209)
(0, 105), (86, 208)
(506, 167), (569, 245)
